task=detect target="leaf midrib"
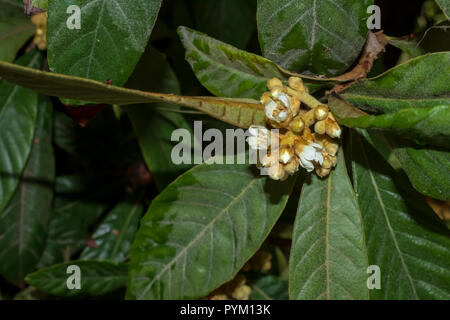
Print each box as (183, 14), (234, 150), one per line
(110, 202), (140, 260)
(325, 174), (331, 300)
(183, 28), (276, 81)
(138, 176), (260, 299)
(361, 145), (419, 299)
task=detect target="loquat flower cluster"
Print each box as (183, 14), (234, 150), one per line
(247, 77), (341, 180)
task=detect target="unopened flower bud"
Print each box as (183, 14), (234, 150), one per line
(284, 157), (300, 175)
(314, 105), (329, 121)
(316, 167), (331, 178)
(325, 118), (342, 138)
(314, 120), (326, 135)
(280, 131), (297, 148)
(279, 147), (294, 164)
(260, 92), (272, 104)
(232, 285), (251, 300)
(268, 164), (287, 181)
(288, 76), (307, 93)
(267, 78), (283, 91)
(289, 117), (305, 133)
(314, 134), (339, 156)
(322, 155), (333, 169)
(289, 97), (301, 116)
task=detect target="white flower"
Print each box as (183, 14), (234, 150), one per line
(265, 92), (292, 123)
(298, 143), (324, 172)
(247, 125), (271, 150)
(277, 92), (290, 109)
(265, 100), (288, 122)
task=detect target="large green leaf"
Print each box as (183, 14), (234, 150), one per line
(341, 53), (450, 113)
(38, 175), (121, 267)
(257, 0), (372, 76)
(178, 26), (284, 100)
(250, 275), (289, 300)
(436, 0), (450, 20)
(355, 130), (450, 201)
(329, 95), (450, 148)
(178, 26), (325, 100)
(80, 197), (144, 263)
(0, 0), (35, 63)
(26, 260), (128, 297)
(0, 97), (54, 286)
(47, 0), (162, 105)
(0, 59), (265, 128)
(192, 0), (256, 49)
(289, 153), (369, 300)
(394, 146), (450, 201)
(350, 131), (450, 299)
(0, 50), (40, 214)
(125, 46), (194, 190)
(127, 162), (296, 299)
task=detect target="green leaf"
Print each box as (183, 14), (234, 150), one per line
(0, 59), (266, 128)
(125, 46), (194, 190)
(0, 97), (55, 286)
(350, 131), (450, 299)
(0, 50), (41, 214)
(80, 197), (144, 263)
(257, 0), (372, 76)
(178, 26), (286, 100)
(31, 0), (48, 10)
(178, 26), (325, 100)
(341, 52), (450, 113)
(329, 95), (450, 148)
(436, 0), (450, 20)
(26, 260), (128, 297)
(192, 0), (256, 49)
(0, 0), (35, 63)
(127, 163), (296, 299)
(355, 130), (450, 201)
(394, 146), (450, 201)
(289, 152), (369, 300)
(39, 175), (121, 267)
(250, 275), (289, 300)
(47, 0), (162, 105)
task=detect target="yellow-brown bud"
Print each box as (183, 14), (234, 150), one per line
(288, 76), (307, 93)
(314, 105), (329, 121)
(289, 117), (305, 134)
(316, 167), (331, 178)
(279, 147), (294, 164)
(325, 118), (342, 138)
(314, 120), (326, 135)
(260, 92), (272, 104)
(290, 97), (301, 116)
(284, 157), (300, 175)
(301, 109), (316, 128)
(267, 78), (283, 91)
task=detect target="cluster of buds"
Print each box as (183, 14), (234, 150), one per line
(31, 12), (47, 50)
(205, 274), (252, 300)
(247, 77), (341, 180)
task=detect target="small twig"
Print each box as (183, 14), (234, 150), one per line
(416, 25), (450, 48)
